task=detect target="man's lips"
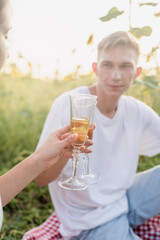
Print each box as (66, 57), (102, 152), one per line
(107, 84), (123, 88)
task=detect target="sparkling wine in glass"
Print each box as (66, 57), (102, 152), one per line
(58, 93), (97, 190)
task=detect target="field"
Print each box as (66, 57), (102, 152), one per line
(0, 72), (160, 239)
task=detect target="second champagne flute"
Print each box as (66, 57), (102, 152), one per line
(80, 103), (101, 185)
(58, 93), (97, 190)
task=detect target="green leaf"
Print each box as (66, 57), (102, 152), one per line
(130, 26), (152, 38)
(99, 7), (124, 22)
(139, 2), (158, 7)
(134, 75), (158, 88)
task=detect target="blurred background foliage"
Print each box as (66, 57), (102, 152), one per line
(0, 69), (160, 239)
(0, 0), (160, 239)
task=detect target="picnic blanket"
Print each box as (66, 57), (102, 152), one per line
(23, 213), (160, 240)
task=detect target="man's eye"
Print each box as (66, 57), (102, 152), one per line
(103, 63), (111, 68)
(121, 65), (130, 69)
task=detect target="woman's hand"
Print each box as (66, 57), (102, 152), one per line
(35, 125), (78, 170)
(34, 124), (95, 186)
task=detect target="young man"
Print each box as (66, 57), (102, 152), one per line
(35, 31), (160, 240)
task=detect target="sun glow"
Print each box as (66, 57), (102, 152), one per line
(6, 0), (160, 79)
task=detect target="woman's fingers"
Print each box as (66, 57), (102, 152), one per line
(60, 133), (78, 149)
(56, 125), (71, 138)
(60, 132), (71, 140)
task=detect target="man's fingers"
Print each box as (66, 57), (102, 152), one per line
(85, 139), (93, 147)
(89, 123), (96, 129)
(80, 146), (92, 154)
(63, 151), (74, 159)
(93, 124), (96, 130)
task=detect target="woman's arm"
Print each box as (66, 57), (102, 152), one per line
(0, 153), (44, 207)
(0, 125), (77, 206)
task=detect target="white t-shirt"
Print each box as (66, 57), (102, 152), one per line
(37, 86), (160, 239)
(0, 197), (3, 230)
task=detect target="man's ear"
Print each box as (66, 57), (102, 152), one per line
(92, 62), (97, 74)
(135, 67), (142, 78)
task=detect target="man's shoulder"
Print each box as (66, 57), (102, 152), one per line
(121, 95), (154, 114)
(121, 95), (146, 107)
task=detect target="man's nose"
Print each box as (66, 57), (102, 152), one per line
(111, 68), (121, 80)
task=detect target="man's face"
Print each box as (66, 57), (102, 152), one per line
(0, 1), (12, 71)
(93, 46), (140, 98)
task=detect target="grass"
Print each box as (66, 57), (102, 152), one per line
(0, 72), (160, 239)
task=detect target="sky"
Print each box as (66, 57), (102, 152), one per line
(6, 0), (160, 79)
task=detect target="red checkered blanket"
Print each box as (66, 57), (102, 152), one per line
(22, 213), (160, 240)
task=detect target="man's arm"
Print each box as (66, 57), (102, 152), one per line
(35, 156), (68, 187)
(140, 103), (160, 157)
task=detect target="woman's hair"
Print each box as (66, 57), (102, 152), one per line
(0, 0), (6, 12)
(97, 31), (140, 63)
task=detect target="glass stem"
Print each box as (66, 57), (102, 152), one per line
(72, 148), (80, 178)
(85, 154), (90, 175)
(83, 154), (86, 173)
(71, 158), (75, 178)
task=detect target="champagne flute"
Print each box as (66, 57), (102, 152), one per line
(58, 93), (97, 190)
(80, 103), (101, 185)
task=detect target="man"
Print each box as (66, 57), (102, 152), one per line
(35, 31), (160, 240)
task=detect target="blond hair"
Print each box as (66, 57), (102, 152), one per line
(98, 31), (140, 63)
